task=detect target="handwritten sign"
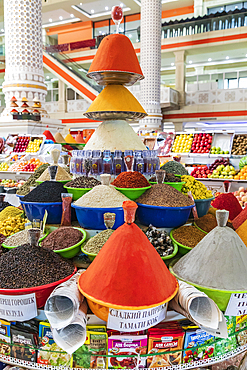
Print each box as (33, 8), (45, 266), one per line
(107, 303), (167, 332)
(0, 293), (37, 321)
(225, 293), (247, 316)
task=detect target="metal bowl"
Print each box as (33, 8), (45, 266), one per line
(86, 71), (144, 86)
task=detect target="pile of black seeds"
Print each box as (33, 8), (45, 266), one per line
(149, 173), (181, 183)
(0, 244), (74, 289)
(145, 225), (174, 257)
(136, 184), (194, 207)
(22, 181), (66, 203)
(66, 176), (101, 189)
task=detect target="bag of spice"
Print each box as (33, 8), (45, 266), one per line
(61, 193), (72, 226)
(11, 327), (38, 362)
(0, 320), (11, 356)
(183, 328), (214, 364)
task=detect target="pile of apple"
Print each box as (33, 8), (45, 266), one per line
(208, 164), (236, 179)
(191, 166), (211, 178)
(190, 133), (213, 154)
(13, 136), (30, 153)
(234, 187), (247, 207)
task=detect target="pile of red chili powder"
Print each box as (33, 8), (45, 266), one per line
(211, 193), (242, 221)
(112, 171), (150, 188)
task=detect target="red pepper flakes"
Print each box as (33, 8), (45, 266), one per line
(232, 206), (247, 230)
(111, 171), (150, 188)
(211, 193), (242, 221)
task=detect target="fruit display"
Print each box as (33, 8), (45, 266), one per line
(156, 132), (175, 155)
(190, 133), (212, 154)
(8, 158), (44, 172)
(210, 146), (229, 155)
(208, 158), (230, 172)
(26, 137), (43, 153)
(233, 186), (247, 207)
(181, 175), (213, 199)
(190, 166), (211, 178)
(208, 164), (236, 179)
(13, 136), (30, 153)
(0, 162), (9, 171)
(171, 134), (193, 153)
(0, 179), (20, 188)
(234, 166), (247, 180)
(239, 156), (247, 169)
(231, 135), (247, 156)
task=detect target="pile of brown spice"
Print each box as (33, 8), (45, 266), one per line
(194, 214), (217, 233)
(136, 184), (194, 207)
(172, 225), (206, 248)
(41, 227), (83, 251)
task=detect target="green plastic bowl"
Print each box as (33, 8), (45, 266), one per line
(170, 229), (192, 255)
(40, 226), (87, 258)
(81, 241), (97, 261)
(64, 186), (92, 201)
(169, 260), (246, 311)
(36, 180), (71, 185)
(193, 222), (209, 234)
(2, 230), (49, 250)
(148, 182), (185, 192)
(161, 241), (178, 264)
(114, 186), (151, 200)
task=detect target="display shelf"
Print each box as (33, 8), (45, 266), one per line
(0, 343), (246, 370)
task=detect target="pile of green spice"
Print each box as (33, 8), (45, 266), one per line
(17, 163), (50, 196)
(22, 181), (66, 203)
(172, 225), (206, 248)
(41, 227), (83, 250)
(160, 161), (188, 176)
(66, 176), (101, 188)
(83, 229), (114, 254)
(0, 244), (74, 289)
(136, 184), (194, 207)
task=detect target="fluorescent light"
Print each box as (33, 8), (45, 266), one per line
(49, 18), (52, 22)
(226, 56), (229, 60)
(105, 6), (109, 10)
(59, 16), (63, 20)
(162, 0), (178, 3)
(208, 58), (212, 62)
(91, 9), (94, 13)
(1, 29), (4, 32)
(70, 14), (74, 17)
(42, 17), (81, 28)
(120, 3), (123, 6)
(136, 39), (139, 42)
(78, 67), (88, 72)
(129, 34), (132, 38)
(171, 62), (174, 66)
(189, 60), (192, 64)
(132, 0), (141, 6)
(71, 5), (131, 18)
(46, 76), (50, 79)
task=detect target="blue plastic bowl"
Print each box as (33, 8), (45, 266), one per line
(16, 194), (24, 198)
(136, 203), (195, 228)
(20, 200), (62, 224)
(194, 197), (214, 218)
(71, 204), (124, 230)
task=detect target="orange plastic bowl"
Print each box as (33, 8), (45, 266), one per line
(0, 267), (77, 308)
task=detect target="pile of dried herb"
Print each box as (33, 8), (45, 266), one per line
(17, 163), (50, 195)
(83, 229), (114, 254)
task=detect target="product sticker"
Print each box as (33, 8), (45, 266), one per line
(107, 304), (167, 332)
(0, 293), (37, 321)
(225, 293), (247, 316)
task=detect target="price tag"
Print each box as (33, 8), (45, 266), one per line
(225, 293), (247, 316)
(107, 303), (167, 332)
(0, 293), (37, 321)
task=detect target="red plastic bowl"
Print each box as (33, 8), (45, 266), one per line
(0, 267), (77, 308)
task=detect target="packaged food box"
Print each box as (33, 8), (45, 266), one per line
(108, 335), (147, 369)
(10, 327), (38, 362)
(215, 316), (237, 356)
(0, 320), (11, 356)
(37, 322), (72, 366)
(147, 328), (185, 368)
(73, 329), (108, 369)
(236, 314), (247, 346)
(183, 328), (214, 364)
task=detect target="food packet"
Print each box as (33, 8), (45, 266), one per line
(61, 193), (72, 226)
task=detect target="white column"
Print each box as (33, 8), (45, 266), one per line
(194, 0), (204, 17)
(174, 50), (186, 107)
(140, 0), (162, 131)
(58, 80), (67, 113)
(2, 0), (47, 112)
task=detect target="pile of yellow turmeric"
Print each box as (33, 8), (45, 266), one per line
(0, 207), (26, 237)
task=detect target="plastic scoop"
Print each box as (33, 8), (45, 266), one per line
(51, 148), (60, 165)
(62, 154), (70, 167)
(104, 212), (116, 229)
(28, 228), (41, 247)
(216, 209), (229, 227)
(48, 165), (58, 181)
(122, 200), (138, 224)
(155, 169), (165, 184)
(100, 174), (111, 186)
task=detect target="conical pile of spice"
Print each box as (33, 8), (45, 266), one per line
(78, 201), (178, 321)
(173, 210), (247, 292)
(37, 166), (71, 182)
(211, 193), (242, 220)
